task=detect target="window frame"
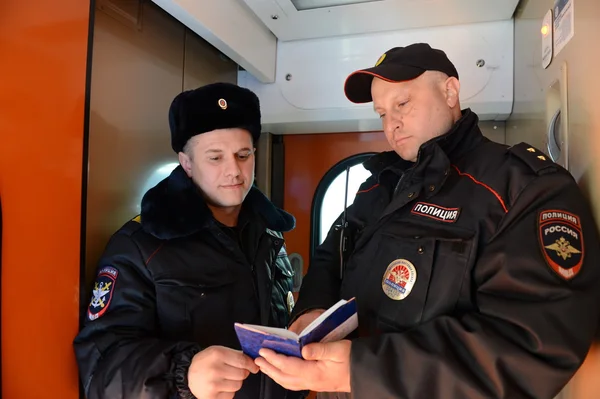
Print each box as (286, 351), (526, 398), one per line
(309, 152), (376, 262)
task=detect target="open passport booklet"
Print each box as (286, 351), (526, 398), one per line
(234, 297), (358, 359)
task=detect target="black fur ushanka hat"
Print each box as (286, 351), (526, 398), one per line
(168, 82), (261, 153)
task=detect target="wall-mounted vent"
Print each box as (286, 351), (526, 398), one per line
(291, 0), (383, 11)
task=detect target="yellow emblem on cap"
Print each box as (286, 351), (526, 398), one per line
(375, 53), (386, 67)
(218, 98), (227, 110)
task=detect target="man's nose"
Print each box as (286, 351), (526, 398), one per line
(383, 116), (400, 135)
(224, 157), (242, 177)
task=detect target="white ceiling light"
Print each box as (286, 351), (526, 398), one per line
(290, 0), (383, 11)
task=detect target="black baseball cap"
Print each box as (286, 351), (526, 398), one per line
(344, 43), (459, 103)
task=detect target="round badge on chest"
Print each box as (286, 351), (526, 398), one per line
(287, 291), (295, 314)
(382, 259), (417, 300)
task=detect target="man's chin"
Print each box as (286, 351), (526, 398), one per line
(395, 150), (418, 162)
(216, 191), (249, 208)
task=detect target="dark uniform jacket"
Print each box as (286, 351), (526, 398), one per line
(74, 165), (303, 399)
(293, 109), (600, 399)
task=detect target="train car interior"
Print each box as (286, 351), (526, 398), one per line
(1, 0), (599, 397)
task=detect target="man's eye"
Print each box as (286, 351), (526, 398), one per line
(378, 113), (386, 119)
(209, 157), (220, 161)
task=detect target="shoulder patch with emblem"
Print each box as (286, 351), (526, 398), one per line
(539, 210), (584, 280)
(88, 266), (119, 320)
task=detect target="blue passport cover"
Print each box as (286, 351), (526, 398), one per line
(234, 298), (357, 359)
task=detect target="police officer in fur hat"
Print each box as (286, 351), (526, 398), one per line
(74, 82), (305, 399)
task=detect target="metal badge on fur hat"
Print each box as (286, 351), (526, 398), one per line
(168, 82), (261, 153)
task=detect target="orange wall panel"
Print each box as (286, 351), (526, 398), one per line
(0, 1), (91, 398)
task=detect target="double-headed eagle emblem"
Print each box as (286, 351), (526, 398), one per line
(545, 237), (581, 261)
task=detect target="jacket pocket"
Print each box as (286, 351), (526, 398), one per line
(154, 271), (236, 343)
(348, 229), (474, 333)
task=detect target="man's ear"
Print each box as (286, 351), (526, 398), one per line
(178, 151), (193, 177)
(445, 77), (460, 108)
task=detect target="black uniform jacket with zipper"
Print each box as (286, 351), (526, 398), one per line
(74, 165), (305, 399)
(293, 109), (600, 399)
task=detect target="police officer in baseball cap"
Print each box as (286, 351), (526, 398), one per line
(74, 82), (305, 399)
(255, 43), (600, 399)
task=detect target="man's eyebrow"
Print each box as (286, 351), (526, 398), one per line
(204, 149), (223, 154)
(237, 147), (253, 152)
(373, 94), (410, 111)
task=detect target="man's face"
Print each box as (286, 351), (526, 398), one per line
(372, 72), (458, 162)
(179, 128), (255, 209)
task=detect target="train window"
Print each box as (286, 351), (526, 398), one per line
(310, 153), (375, 260)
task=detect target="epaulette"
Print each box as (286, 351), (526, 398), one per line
(507, 143), (559, 175)
(118, 215), (143, 237)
